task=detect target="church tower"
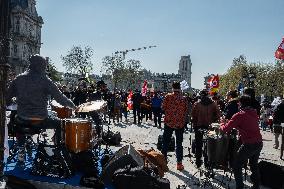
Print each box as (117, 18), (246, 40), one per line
(178, 55), (192, 88)
(9, 0), (44, 75)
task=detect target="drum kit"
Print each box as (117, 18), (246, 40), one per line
(50, 100), (108, 153)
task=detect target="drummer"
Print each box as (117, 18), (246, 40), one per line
(191, 89), (221, 168)
(6, 54), (76, 147)
(220, 95), (262, 189)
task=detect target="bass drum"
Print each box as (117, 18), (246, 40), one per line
(65, 118), (92, 153)
(207, 133), (229, 168)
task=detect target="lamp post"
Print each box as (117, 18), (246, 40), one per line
(242, 68), (256, 88)
(267, 83), (276, 102)
(0, 0), (11, 183)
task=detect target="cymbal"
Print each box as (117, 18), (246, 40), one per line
(77, 100), (107, 113)
(50, 100), (64, 108)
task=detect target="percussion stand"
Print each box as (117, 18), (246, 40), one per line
(190, 167), (214, 189)
(204, 133), (233, 188)
(189, 130), (214, 189)
(98, 113), (112, 156)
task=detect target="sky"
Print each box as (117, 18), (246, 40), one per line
(36, 0), (284, 89)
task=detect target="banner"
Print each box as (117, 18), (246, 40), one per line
(275, 37), (284, 60)
(127, 90), (133, 110)
(180, 80), (189, 91)
(141, 80), (148, 96)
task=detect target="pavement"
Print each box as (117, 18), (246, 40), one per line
(107, 113), (284, 189)
(5, 110), (284, 189)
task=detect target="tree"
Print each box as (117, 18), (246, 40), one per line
(124, 59), (143, 89)
(219, 54), (284, 99)
(61, 45), (94, 76)
(101, 55), (143, 90)
(101, 55), (125, 89)
(219, 55), (248, 96)
(46, 58), (62, 82)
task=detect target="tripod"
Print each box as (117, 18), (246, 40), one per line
(188, 129), (215, 188)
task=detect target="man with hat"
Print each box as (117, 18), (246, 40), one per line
(191, 89), (221, 168)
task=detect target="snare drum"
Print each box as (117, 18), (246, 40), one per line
(52, 106), (72, 119)
(65, 118), (92, 153)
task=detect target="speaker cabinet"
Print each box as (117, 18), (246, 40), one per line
(101, 144), (144, 184)
(259, 161), (284, 189)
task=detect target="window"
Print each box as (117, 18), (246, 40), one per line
(14, 45), (18, 54)
(15, 19), (20, 33)
(29, 24), (33, 36)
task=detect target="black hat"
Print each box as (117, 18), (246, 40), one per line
(199, 89), (208, 97)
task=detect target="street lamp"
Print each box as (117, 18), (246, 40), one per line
(0, 0), (11, 183)
(267, 83), (276, 102)
(248, 73), (256, 87)
(242, 68), (256, 88)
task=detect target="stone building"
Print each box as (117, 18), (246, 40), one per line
(9, 0), (43, 74)
(178, 55), (192, 88)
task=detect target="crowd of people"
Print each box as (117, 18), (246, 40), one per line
(5, 54), (284, 189)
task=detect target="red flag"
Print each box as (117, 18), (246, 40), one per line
(207, 75), (219, 88)
(275, 37), (284, 60)
(127, 90), (133, 110)
(141, 80), (148, 96)
(208, 74), (219, 95)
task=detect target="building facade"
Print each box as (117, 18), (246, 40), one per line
(9, 0), (43, 74)
(178, 55), (192, 88)
(146, 72), (182, 92)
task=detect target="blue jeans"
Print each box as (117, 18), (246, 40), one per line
(260, 120), (267, 131)
(152, 107), (162, 127)
(133, 107), (141, 124)
(233, 142), (263, 189)
(162, 124), (184, 163)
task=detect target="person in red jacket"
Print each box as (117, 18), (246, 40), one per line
(162, 81), (188, 170)
(220, 95), (263, 189)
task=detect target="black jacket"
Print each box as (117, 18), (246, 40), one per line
(224, 99), (239, 120)
(273, 101), (284, 124)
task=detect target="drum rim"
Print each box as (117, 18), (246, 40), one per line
(65, 118), (91, 122)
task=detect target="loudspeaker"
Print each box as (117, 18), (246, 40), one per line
(101, 144), (144, 184)
(259, 161), (284, 189)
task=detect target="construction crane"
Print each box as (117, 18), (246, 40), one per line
(114, 45), (157, 59)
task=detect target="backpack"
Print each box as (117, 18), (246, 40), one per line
(157, 135), (175, 152)
(6, 175), (37, 189)
(80, 173), (105, 189)
(102, 131), (122, 146)
(138, 149), (169, 177)
(113, 165), (170, 189)
(71, 150), (98, 175)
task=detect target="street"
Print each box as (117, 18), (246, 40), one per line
(108, 113), (283, 189)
